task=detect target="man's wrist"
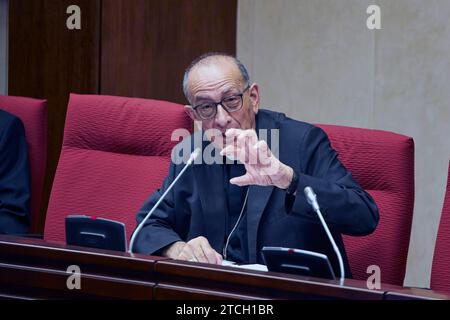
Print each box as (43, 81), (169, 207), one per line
(275, 164), (294, 190)
(285, 167), (299, 195)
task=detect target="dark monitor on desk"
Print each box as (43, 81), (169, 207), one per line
(262, 246), (336, 280)
(65, 215), (127, 252)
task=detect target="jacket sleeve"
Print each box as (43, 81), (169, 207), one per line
(287, 126), (379, 236)
(132, 161), (186, 255)
(0, 117), (31, 234)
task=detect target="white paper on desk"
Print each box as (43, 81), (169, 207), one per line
(221, 260), (268, 272)
(233, 264), (268, 272)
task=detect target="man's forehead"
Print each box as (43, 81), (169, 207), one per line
(189, 59), (242, 85)
(187, 62), (242, 102)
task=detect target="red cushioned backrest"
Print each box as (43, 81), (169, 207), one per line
(0, 95), (47, 233)
(430, 161), (450, 294)
(44, 94), (192, 243)
(317, 124), (414, 286)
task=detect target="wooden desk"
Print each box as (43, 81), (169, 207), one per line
(0, 235), (166, 299)
(154, 260), (384, 300)
(0, 236), (447, 300)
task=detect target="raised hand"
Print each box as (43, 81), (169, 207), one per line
(220, 128), (294, 189)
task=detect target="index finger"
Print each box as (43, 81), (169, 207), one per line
(199, 238), (222, 265)
(225, 128), (243, 139)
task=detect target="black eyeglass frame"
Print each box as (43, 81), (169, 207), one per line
(192, 84), (251, 120)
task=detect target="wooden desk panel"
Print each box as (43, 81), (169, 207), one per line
(0, 262), (154, 299)
(1, 236), (449, 300)
(154, 260), (385, 300)
(384, 287), (450, 300)
(0, 235), (165, 299)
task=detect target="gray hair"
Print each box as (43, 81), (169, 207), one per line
(182, 52), (250, 102)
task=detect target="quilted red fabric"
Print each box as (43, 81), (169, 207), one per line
(44, 94), (192, 242)
(0, 95), (47, 233)
(318, 124), (414, 286)
(431, 161), (450, 294)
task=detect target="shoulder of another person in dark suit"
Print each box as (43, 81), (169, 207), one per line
(0, 109), (26, 142)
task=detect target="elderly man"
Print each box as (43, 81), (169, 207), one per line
(0, 109), (31, 234)
(133, 53), (378, 277)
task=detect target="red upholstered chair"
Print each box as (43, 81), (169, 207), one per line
(44, 94), (192, 243)
(317, 124), (415, 286)
(0, 95), (47, 234)
(430, 161), (450, 295)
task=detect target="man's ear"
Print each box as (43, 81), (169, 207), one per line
(184, 105), (197, 121)
(249, 83), (260, 114)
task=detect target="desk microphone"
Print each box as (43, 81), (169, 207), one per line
(304, 186), (345, 285)
(128, 148), (202, 253)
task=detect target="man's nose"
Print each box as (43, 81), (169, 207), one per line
(214, 104), (232, 127)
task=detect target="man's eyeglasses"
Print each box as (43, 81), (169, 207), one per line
(193, 85), (250, 120)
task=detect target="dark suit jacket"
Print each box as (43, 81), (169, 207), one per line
(0, 109), (31, 234)
(134, 109), (379, 277)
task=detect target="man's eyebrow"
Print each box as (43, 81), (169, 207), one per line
(194, 88), (239, 102)
(193, 96), (215, 105)
(195, 95), (214, 101)
(222, 87), (239, 95)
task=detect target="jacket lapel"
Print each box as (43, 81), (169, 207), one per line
(247, 185), (273, 262)
(193, 151), (228, 252)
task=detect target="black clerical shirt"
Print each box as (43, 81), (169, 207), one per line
(223, 161), (249, 263)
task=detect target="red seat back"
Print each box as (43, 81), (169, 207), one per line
(0, 95), (47, 233)
(317, 124), (414, 286)
(430, 161), (450, 294)
(44, 94), (192, 242)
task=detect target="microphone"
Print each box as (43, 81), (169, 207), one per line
(128, 148), (201, 253)
(304, 186), (345, 285)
